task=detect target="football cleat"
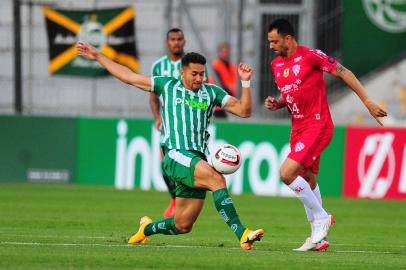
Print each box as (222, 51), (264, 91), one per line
(311, 215), (334, 244)
(293, 237), (330, 252)
(314, 238), (330, 251)
(163, 199), (176, 218)
(128, 216), (152, 244)
(240, 228), (265, 250)
(293, 237), (316, 251)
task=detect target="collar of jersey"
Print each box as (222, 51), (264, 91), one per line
(166, 54), (182, 64)
(179, 81), (203, 95)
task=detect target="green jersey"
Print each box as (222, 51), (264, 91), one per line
(151, 76), (230, 153)
(151, 55), (208, 80)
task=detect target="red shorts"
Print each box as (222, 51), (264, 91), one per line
(288, 126), (333, 174)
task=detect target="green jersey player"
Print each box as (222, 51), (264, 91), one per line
(149, 28), (208, 218)
(77, 42), (265, 250)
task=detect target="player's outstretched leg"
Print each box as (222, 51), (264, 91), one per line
(212, 188), (264, 250)
(128, 216), (180, 244)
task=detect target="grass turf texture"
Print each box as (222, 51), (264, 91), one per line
(0, 183), (405, 270)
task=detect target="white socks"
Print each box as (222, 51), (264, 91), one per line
(304, 185), (322, 222)
(289, 176), (328, 220)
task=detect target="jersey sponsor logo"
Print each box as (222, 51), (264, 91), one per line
(294, 56), (302, 62)
(276, 62), (285, 67)
(362, 0), (406, 33)
(295, 142), (305, 152)
(175, 98), (208, 111)
(292, 65), (301, 76)
(280, 79), (302, 93)
(283, 68), (289, 78)
(221, 197), (233, 206)
(293, 114), (304, 119)
(358, 133), (396, 198)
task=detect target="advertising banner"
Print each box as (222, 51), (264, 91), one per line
(342, 0), (406, 77)
(76, 118), (345, 196)
(0, 116), (77, 183)
(44, 6), (139, 76)
(344, 127), (406, 199)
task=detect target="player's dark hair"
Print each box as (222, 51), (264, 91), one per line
(268, 19), (295, 37)
(166, 28), (183, 38)
(182, 52), (206, 67)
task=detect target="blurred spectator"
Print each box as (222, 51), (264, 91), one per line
(211, 42), (238, 118)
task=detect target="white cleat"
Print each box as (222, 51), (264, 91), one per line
(293, 237), (316, 251)
(311, 215), (334, 244)
(293, 237), (330, 252)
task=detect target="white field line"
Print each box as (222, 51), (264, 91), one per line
(2, 235), (404, 249)
(0, 234), (114, 239)
(0, 241), (402, 255)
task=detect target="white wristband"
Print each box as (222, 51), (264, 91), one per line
(241, 80), (250, 88)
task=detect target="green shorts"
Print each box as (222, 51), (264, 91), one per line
(162, 148), (207, 199)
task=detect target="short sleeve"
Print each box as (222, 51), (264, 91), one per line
(151, 76), (172, 96)
(307, 49), (337, 74)
(210, 84), (231, 108)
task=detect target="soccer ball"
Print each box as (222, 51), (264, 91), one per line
(211, 144), (242, 175)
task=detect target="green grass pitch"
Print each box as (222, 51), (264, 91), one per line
(0, 183), (405, 269)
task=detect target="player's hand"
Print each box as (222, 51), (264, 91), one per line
(154, 117), (163, 132)
(365, 100), (388, 126)
(76, 42), (98, 60)
(264, 96), (279, 111)
(238, 63), (253, 81)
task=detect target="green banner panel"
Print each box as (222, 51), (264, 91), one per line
(342, 0), (406, 77)
(76, 118), (345, 196)
(0, 116), (77, 183)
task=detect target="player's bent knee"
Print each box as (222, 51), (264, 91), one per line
(207, 170), (226, 191)
(280, 169), (296, 185)
(175, 223), (193, 234)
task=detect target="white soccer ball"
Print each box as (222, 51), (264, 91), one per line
(211, 144), (242, 175)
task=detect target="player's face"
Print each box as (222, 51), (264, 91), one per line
(167, 32), (185, 57)
(181, 63), (205, 91)
(268, 30), (289, 57)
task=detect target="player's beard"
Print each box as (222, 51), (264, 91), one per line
(173, 50), (184, 57)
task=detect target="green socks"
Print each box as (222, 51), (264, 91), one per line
(144, 217), (180, 236)
(213, 188), (246, 240)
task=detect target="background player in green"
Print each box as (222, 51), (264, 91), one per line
(77, 42), (264, 250)
(150, 28), (186, 218)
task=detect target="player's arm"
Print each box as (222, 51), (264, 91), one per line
(223, 63), (253, 118)
(76, 42), (151, 91)
(264, 95), (286, 111)
(331, 63), (387, 126)
(148, 64), (162, 131)
(149, 94), (162, 131)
